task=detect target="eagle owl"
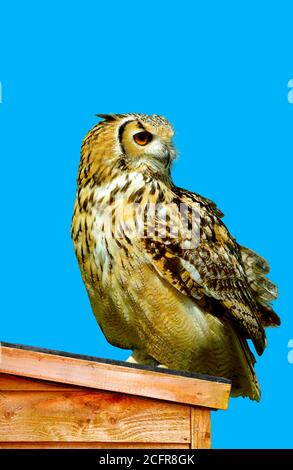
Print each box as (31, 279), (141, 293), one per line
(71, 113), (279, 400)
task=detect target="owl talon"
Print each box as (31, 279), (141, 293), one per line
(126, 351), (159, 367)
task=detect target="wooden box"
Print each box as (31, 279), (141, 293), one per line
(0, 343), (231, 449)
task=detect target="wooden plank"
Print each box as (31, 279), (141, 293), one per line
(0, 391), (190, 443)
(0, 442), (190, 449)
(0, 345), (230, 409)
(190, 407), (211, 449)
(0, 374), (85, 391)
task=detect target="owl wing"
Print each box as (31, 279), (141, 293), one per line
(138, 186), (267, 355)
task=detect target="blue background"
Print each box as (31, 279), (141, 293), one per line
(1, 1), (292, 448)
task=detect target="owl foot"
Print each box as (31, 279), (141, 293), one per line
(126, 350), (159, 367)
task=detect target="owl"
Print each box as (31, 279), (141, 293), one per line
(71, 113), (280, 400)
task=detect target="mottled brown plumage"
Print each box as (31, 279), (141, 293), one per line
(71, 113), (280, 400)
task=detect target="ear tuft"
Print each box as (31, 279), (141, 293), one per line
(96, 114), (117, 122)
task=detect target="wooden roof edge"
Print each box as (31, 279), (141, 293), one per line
(1, 342), (231, 385)
(0, 342), (231, 410)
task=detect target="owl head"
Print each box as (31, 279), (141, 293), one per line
(78, 113), (176, 186)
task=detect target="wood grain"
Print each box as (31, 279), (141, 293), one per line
(0, 390), (190, 443)
(0, 442), (190, 449)
(0, 345), (230, 409)
(0, 374), (83, 391)
(190, 407), (211, 449)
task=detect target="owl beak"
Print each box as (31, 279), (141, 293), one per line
(157, 142), (176, 166)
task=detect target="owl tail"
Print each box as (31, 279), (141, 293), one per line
(229, 328), (261, 401)
(189, 313), (261, 401)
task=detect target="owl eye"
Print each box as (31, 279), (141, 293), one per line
(133, 131), (153, 146)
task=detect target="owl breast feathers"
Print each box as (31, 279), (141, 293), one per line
(71, 113), (280, 401)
